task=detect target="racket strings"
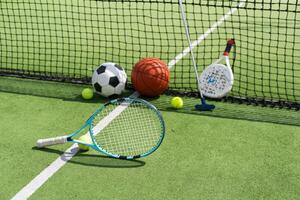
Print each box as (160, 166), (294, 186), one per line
(111, 105), (161, 155)
(101, 104), (161, 156)
(92, 100), (163, 157)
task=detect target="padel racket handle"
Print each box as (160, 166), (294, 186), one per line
(223, 39), (235, 56)
(36, 136), (68, 148)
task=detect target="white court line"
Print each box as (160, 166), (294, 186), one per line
(10, 92), (139, 200)
(10, 144), (79, 200)
(11, 1), (245, 199)
(168, 0), (246, 68)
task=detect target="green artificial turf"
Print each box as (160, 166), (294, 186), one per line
(31, 113), (300, 200)
(0, 78), (300, 200)
(0, 86), (99, 199)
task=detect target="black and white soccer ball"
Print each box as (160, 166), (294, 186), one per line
(92, 62), (127, 97)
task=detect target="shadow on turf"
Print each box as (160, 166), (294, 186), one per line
(0, 76), (137, 104)
(0, 77), (108, 104)
(32, 147), (145, 168)
(3, 77), (299, 126)
(150, 96), (300, 127)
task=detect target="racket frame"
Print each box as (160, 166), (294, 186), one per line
(88, 98), (165, 159)
(36, 98), (165, 159)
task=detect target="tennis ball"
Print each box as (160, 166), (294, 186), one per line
(78, 134), (93, 151)
(171, 97), (183, 109)
(81, 88), (94, 100)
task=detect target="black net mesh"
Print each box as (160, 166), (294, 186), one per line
(0, 0), (299, 109)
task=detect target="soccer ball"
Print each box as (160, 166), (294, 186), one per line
(92, 63), (127, 97)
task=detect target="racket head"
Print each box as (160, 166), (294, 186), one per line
(89, 98), (165, 159)
(199, 63), (234, 98)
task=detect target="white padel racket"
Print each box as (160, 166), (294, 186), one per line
(199, 39), (235, 98)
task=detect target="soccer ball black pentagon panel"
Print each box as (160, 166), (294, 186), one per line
(92, 62), (127, 97)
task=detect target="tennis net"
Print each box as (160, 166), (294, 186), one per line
(0, 0), (299, 109)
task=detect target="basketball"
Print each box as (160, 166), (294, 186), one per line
(131, 58), (170, 97)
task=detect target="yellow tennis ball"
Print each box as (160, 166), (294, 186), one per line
(81, 88), (94, 100)
(171, 97), (183, 109)
(78, 134), (93, 151)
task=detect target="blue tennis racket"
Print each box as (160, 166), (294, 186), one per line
(36, 98), (165, 159)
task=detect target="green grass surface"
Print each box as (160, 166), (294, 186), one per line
(0, 77), (300, 200)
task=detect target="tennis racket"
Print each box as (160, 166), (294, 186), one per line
(199, 39), (235, 98)
(36, 98), (165, 159)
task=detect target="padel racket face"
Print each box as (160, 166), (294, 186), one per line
(199, 63), (234, 98)
(89, 98), (165, 159)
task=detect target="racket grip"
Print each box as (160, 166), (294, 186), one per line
(223, 39), (235, 56)
(36, 136), (68, 148)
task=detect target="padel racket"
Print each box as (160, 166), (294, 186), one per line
(199, 39), (235, 98)
(36, 98), (165, 159)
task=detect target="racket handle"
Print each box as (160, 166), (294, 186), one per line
(36, 136), (68, 148)
(223, 39), (235, 56)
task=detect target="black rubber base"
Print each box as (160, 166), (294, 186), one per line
(194, 104), (215, 111)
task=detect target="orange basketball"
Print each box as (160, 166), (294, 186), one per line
(131, 58), (170, 97)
